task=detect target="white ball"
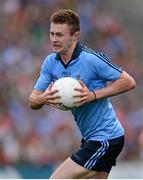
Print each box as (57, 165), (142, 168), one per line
(51, 77), (82, 111)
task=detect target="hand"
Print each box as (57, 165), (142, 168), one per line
(41, 82), (61, 109)
(73, 80), (96, 107)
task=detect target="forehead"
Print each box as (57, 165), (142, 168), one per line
(50, 23), (70, 34)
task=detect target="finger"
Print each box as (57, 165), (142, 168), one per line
(48, 99), (61, 104)
(44, 82), (54, 93)
(48, 82), (54, 90)
(43, 91), (57, 98)
(78, 80), (85, 88)
(74, 101), (84, 107)
(50, 89), (59, 95)
(73, 91), (87, 98)
(73, 93), (82, 98)
(43, 92), (61, 101)
(51, 94), (61, 99)
(74, 88), (83, 92)
(73, 97), (86, 104)
(47, 95), (60, 100)
(49, 104), (61, 109)
(48, 95), (61, 101)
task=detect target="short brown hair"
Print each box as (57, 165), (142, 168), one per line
(50, 9), (80, 35)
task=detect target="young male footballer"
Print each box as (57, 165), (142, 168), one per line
(29, 9), (136, 179)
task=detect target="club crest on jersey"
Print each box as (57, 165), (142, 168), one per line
(76, 74), (81, 80)
(51, 74), (58, 82)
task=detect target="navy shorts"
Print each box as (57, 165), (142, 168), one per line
(71, 136), (124, 173)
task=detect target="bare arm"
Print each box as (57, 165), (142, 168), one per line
(73, 71), (136, 107)
(94, 71), (136, 100)
(28, 84), (61, 110)
(28, 89), (44, 110)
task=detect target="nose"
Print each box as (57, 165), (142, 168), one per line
(50, 34), (58, 43)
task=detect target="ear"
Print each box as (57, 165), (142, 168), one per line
(74, 31), (80, 41)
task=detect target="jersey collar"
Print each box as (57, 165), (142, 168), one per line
(56, 41), (82, 61)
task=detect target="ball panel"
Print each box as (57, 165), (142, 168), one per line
(59, 104), (75, 111)
(51, 77), (82, 110)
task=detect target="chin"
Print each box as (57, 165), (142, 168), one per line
(52, 48), (61, 54)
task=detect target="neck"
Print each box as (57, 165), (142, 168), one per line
(60, 42), (77, 64)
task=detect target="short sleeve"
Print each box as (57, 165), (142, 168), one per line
(93, 52), (123, 81)
(34, 56), (52, 92)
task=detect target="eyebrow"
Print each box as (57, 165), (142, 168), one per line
(50, 31), (63, 35)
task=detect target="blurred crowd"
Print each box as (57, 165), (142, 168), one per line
(0, 0), (143, 165)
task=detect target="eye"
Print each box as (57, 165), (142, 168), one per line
(50, 32), (54, 36)
(56, 33), (63, 37)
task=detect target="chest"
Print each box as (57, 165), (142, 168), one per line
(51, 59), (93, 86)
(50, 58), (106, 90)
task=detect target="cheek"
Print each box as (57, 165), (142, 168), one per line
(49, 35), (52, 41)
(64, 37), (73, 46)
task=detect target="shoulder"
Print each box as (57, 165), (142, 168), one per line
(42, 52), (57, 66)
(81, 44), (111, 63)
(40, 52), (57, 73)
(44, 52), (57, 62)
(81, 44), (122, 72)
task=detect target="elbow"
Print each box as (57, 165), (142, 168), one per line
(28, 97), (36, 110)
(121, 71), (136, 91)
(28, 96), (42, 110)
(131, 79), (136, 89)
(28, 102), (35, 110)
(128, 77), (136, 90)
(28, 102), (42, 110)
(30, 105), (42, 110)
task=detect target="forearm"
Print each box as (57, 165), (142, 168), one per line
(94, 71), (136, 100)
(95, 82), (128, 100)
(28, 94), (44, 110)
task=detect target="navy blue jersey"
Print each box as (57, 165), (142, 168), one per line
(34, 42), (124, 141)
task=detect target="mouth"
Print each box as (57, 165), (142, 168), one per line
(52, 44), (61, 48)
(52, 44), (62, 53)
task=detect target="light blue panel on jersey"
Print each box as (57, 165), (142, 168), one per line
(34, 42), (124, 141)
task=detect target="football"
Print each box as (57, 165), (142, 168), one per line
(51, 77), (82, 111)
